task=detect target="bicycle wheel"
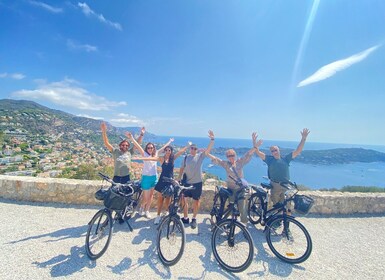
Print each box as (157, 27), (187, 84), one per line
(248, 194), (263, 224)
(266, 216), (312, 264)
(211, 219), (254, 273)
(210, 193), (221, 225)
(85, 209), (113, 260)
(157, 215), (185, 266)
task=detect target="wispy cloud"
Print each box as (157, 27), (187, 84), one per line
(11, 78), (126, 111)
(0, 72), (26, 80)
(78, 2), (122, 31)
(297, 45), (381, 87)
(67, 39), (98, 53)
(77, 114), (104, 120)
(28, 1), (63, 13)
(110, 113), (145, 127)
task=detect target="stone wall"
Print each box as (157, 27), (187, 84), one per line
(1, 175), (385, 215)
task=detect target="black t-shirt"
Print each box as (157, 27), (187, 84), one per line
(264, 153), (293, 182)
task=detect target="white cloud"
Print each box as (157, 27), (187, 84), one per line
(297, 45), (381, 87)
(28, 1), (63, 13)
(110, 114), (145, 127)
(77, 114), (104, 120)
(78, 2), (122, 31)
(11, 78), (126, 111)
(0, 72), (26, 79)
(67, 39), (98, 52)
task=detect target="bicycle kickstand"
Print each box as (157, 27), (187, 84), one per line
(126, 220), (133, 232)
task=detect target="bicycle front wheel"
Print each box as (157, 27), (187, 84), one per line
(211, 219), (254, 273)
(157, 215), (186, 266)
(248, 194), (263, 224)
(266, 216), (312, 264)
(85, 209), (113, 260)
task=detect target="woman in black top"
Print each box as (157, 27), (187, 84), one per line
(134, 142), (191, 224)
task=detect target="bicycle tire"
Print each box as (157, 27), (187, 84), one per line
(85, 209), (113, 260)
(248, 193), (263, 225)
(266, 216), (312, 264)
(157, 215), (186, 266)
(211, 219), (254, 273)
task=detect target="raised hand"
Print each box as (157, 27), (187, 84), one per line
(301, 128), (310, 139)
(208, 130), (215, 140)
(141, 127), (146, 135)
(125, 132), (133, 139)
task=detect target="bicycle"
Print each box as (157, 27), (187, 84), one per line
(247, 179), (314, 264)
(209, 175), (254, 273)
(85, 173), (142, 260)
(156, 177), (194, 266)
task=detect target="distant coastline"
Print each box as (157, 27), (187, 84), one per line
(152, 136), (385, 189)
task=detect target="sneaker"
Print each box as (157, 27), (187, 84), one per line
(191, 218), (197, 229)
(145, 211), (152, 219)
(139, 208), (145, 216)
(118, 217), (125, 224)
(181, 217), (190, 227)
(154, 215), (161, 225)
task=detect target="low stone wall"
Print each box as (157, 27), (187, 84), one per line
(1, 175), (385, 215)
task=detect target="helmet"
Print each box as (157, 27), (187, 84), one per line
(161, 184), (174, 198)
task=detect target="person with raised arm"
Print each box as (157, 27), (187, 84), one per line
(126, 132), (173, 219)
(253, 128), (310, 208)
(177, 130), (215, 229)
(206, 132), (258, 224)
(133, 141), (192, 225)
(100, 122), (144, 183)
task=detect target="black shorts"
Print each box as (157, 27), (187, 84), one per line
(183, 182), (203, 201)
(154, 180), (172, 193)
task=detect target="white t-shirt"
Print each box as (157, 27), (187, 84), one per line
(142, 151), (158, 176)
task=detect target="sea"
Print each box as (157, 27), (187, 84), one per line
(151, 136), (385, 189)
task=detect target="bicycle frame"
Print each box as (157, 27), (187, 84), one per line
(251, 184), (297, 229)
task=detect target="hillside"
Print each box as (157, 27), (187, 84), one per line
(0, 99), (153, 145)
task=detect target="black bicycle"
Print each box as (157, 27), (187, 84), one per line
(156, 177), (194, 266)
(210, 176), (254, 273)
(85, 173), (142, 260)
(247, 180), (314, 263)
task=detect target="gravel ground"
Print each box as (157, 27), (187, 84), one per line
(1, 198), (384, 280)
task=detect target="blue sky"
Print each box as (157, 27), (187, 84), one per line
(1, 0), (385, 145)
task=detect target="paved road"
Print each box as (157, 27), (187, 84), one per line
(1, 198), (384, 280)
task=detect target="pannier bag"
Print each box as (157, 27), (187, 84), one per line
(294, 194), (314, 214)
(103, 187), (129, 211)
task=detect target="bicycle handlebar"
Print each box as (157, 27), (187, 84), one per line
(162, 177), (195, 191)
(98, 172), (135, 196)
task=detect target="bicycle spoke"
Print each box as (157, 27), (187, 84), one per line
(85, 210), (113, 260)
(157, 217), (185, 266)
(266, 217), (312, 263)
(212, 220), (254, 272)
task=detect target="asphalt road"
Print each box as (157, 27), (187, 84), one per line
(1, 198), (384, 280)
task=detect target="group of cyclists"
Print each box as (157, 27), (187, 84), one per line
(100, 122), (310, 227)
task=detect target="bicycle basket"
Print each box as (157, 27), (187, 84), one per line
(294, 194), (314, 214)
(103, 187), (129, 211)
(161, 184), (174, 198)
(95, 188), (108, 201)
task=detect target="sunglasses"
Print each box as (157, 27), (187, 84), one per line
(165, 149), (172, 152)
(190, 147), (197, 150)
(227, 155), (235, 158)
(121, 144), (129, 147)
(147, 147), (154, 149)
(270, 149), (278, 153)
